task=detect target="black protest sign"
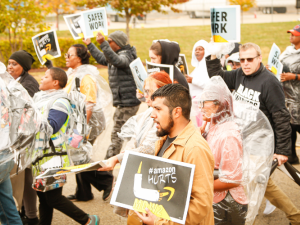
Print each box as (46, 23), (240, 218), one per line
(176, 54), (189, 76)
(32, 30), (61, 65)
(146, 60), (174, 82)
(111, 152), (195, 224)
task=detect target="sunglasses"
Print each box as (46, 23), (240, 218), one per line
(240, 55), (259, 63)
(199, 100), (219, 108)
(64, 53), (77, 59)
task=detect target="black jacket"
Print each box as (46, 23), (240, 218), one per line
(158, 41), (189, 90)
(206, 56), (291, 156)
(19, 71), (40, 97)
(88, 42), (140, 107)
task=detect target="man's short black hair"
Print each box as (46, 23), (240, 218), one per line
(49, 67), (68, 88)
(151, 84), (191, 120)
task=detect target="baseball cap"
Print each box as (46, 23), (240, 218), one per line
(287, 25), (300, 36)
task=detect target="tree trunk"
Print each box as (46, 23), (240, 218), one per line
(56, 12), (59, 31)
(125, 11), (131, 44)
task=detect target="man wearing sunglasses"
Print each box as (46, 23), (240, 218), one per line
(82, 31), (141, 159)
(206, 42), (300, 224)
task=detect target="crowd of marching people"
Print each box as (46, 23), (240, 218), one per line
(1, 23), (300, 225)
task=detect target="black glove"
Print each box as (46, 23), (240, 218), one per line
(45, 59), (53, 69)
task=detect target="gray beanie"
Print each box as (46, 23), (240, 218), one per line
(108, 31), (128, 48)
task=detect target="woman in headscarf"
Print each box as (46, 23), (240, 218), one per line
(186, 40), (210, 99)
(7, 50), (40, 225)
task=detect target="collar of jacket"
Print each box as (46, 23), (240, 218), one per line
(154, 120), (196, 157)
(242, 62), (265, 78)
(18, 70), (28, 83)
(116, 44), (131, 53)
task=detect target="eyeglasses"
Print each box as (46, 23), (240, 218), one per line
(240, 55), (259, 63)
(199, 100), (219, 108)
(64, 53), (77, 59)
(144, 89), (151, 96)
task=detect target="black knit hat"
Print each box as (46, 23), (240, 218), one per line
(9, 50), (35, 71)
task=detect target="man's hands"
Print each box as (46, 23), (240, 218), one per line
(97, 156), (119, 171)
(281, 72), (296, 82)
(199, 121), (207, 135)
(134, 208), (157, 225)
(185, 75), (193, 83)
(96, 32), (105, 44)
(82, 38), (91, 46)
(273, 154), (288, 166)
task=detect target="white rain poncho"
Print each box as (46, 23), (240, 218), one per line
(197, 76), (273, 225)
(66, 64), (113, 143)
(279, 45), (300, 124)
(189, 40), (210, 98)
(0, 62), (52, 182)
(116, 107), (158, 163)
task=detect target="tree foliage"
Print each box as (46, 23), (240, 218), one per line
(41, 0), (75, 31)
(0, 0), (50, 60)
(228, 0), (256, 23)
(73, 0), (189, 41)
(228, 0), (256, 12)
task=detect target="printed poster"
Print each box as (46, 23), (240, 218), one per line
(63, 13), (84, 40)
(210, 5), (241, 42)
(32, 30), (61, 65)
(268, 43), (283, 80)
(81, 7), (108, 38)
(146, 60), (174, 82)
(130, 58), (148, 94)
(176, 54), (189, 76)
(110, 152), (195, 224)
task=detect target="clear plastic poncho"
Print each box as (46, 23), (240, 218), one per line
(117, 107), (158, 163)
(0, 62), (52, 182)
(207, 41), (235, 59)
(279, 45), (300, 124)
(66, 64), (113, 143)
(195, 76), (274, 225)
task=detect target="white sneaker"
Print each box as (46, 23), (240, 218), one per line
(263, 200), (276, 215)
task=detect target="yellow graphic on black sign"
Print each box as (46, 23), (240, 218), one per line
(133, 198), (171, 221)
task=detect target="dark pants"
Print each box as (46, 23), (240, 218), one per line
(37, 187), (89, 225)
(291, 123), (300, 157)
(105, 105), (140, 159)
(213, 192), (248, 225)
(75, 171), (114, 201)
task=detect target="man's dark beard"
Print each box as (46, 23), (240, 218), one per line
(156, 116), (174, 137)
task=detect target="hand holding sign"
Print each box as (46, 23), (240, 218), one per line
(135, 208), (157, 225)
(82, 38), (91, 46)
(96, 31), (105, 44)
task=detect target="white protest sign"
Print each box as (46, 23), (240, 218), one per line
(210, 5), (241, 42)
(32, 30), (61, 65)
(146, 60), (174, 82)
(81, 7), (108, 38)
(268, 43), (283, 81)
(63, 13), (84, 40)
(130, 58), (148, 94)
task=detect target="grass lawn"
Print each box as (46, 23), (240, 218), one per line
(26, 21), (297, 80)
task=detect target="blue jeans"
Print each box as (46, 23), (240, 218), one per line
(0, 174), (22, 225)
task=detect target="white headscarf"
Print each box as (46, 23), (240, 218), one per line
(189, 40), (210, 98)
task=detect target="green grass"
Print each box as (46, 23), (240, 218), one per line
(9, 21), (298, 80)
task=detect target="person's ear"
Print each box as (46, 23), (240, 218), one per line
(173, 107), (182, 119)
(53, 80), (60, 88)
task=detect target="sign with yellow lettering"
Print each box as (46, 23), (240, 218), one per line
(110, 152), (195, 224)
(32, 30), (61, 65)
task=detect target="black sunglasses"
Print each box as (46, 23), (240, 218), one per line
(240, 55), (259, 63)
